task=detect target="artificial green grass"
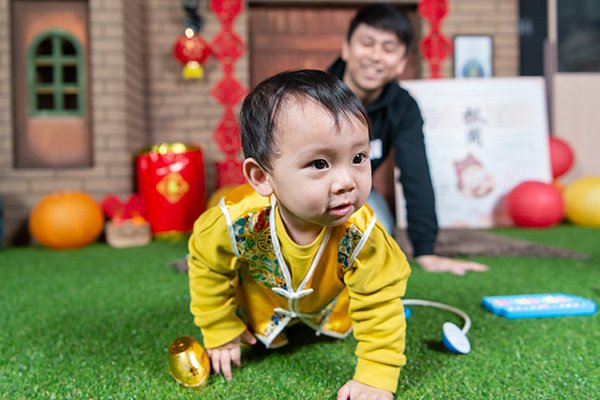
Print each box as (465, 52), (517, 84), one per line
(1, 225), (599, 399)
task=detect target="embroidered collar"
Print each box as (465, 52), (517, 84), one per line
(269, 196), (331, 300)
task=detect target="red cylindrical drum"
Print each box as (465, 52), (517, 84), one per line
(136, 143), (206, 235)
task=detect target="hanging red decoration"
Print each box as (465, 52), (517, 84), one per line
(215, 158), (246, 187)
(418, 0), (448, 21)
(418, 0), (451, 79)
(210, 0), (242, 24)
(210, 0), (247, 187)
(173, 29), (212, 79)
(210, 76), (247, 107)
(211, 30), (245, 64)
(420, 32), (452, 76)
(212, 109), (242, 156)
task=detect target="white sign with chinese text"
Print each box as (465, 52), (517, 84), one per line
(396, 77), (551, 228)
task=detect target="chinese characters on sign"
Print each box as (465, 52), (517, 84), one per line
(396, 77), (551, 228)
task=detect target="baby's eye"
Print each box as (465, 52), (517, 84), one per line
(353, 153), (367, 165)
(311, 159), (329, 169)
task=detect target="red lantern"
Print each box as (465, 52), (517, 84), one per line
(173, 29), (211, 79)
(549, 136), (574, 179)
(506, 181), (564, 228)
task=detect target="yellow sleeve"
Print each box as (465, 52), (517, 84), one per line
(188, 205), (247, 349)
(344, 221), (411, 393)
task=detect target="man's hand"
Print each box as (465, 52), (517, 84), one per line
(337, 380), (393, 400)
(416, 254), (488, 276)
(206, 330), (256, 381)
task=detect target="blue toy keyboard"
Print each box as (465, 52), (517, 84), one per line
(482, 293), (597, 319)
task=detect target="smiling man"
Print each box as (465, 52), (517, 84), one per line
(328, 4), (488, 276)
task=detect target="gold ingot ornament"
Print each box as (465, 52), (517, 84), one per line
(168, 336), (211, 388)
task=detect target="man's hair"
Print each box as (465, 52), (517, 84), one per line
(346, 3), (413, 51)
(240, 69), (370, 172)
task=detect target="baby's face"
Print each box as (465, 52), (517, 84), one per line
(267, 98), (371, 239)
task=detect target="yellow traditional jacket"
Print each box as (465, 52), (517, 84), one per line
(188, 184), (411, 393)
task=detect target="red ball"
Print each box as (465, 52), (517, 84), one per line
(549, 136), (574, 179)
(506, 181), (564, 228)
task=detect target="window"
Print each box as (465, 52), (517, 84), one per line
(28, 30), (85, 116)
(12, 0), (92, 168)
(557, 0), (600, 72)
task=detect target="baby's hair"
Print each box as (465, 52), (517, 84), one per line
(346, 3), (413, 52)
(240, 69), (370, 172)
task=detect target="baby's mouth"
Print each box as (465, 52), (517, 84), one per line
(329, 203), (353, 216)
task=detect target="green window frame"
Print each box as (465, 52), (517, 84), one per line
(27, 29), (85, 116)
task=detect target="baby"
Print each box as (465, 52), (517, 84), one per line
(188, 69), (411, 399)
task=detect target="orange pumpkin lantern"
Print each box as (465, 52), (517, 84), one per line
(29, 191), (104, 249)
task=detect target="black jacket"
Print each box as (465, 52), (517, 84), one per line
(328, 58), (438, 257)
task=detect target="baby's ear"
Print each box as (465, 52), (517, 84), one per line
(243, 158), (273, 197)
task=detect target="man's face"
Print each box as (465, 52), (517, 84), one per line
(265, 98), (371, 240)
(342, 23), (408, 102)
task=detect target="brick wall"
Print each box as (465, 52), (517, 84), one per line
(0, 0), (515, 246)
(424, 0), (519, 78)
(123, 0), (148, 155)
(0, 0), (15, 240)
(87, 0), (145, 196)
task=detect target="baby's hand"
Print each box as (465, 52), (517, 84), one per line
(206, 330), (256, 381)
(337, 379), (393, 400)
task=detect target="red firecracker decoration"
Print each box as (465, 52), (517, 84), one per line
(418, 0), (451, 79)
(173, 28), (211, 79)
(210, 0), (247, 187)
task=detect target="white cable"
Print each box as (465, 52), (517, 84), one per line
(403, 299), (472, 334)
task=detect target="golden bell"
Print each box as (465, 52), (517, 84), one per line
(168, 336), (211, 388)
